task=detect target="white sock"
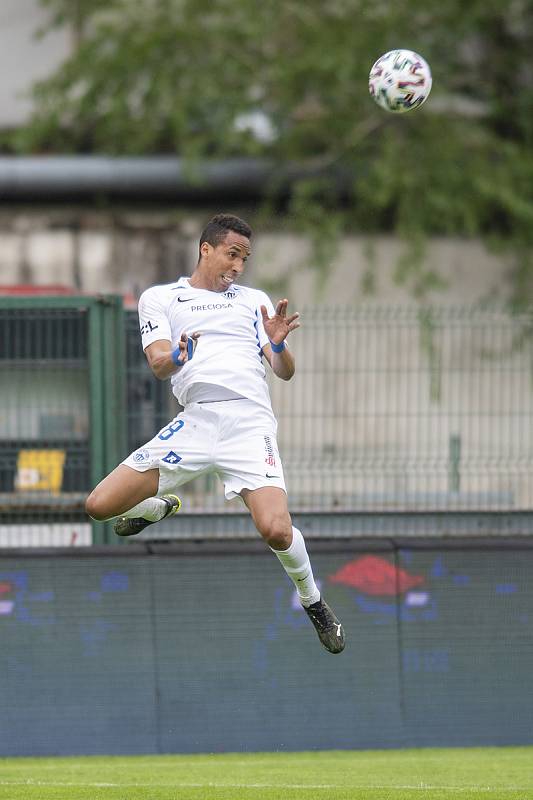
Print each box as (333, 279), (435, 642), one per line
(118, 497), (169, 522)
(270, 526), (320, 607)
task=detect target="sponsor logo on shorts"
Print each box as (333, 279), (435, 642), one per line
(133, 449), (150, 463)
(162, 451), (182, 465)
(264, 435), (277, 467)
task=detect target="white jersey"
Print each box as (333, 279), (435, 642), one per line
(138, 277), (277, 416)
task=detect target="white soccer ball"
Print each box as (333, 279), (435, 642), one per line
(369, 49), (432, 113)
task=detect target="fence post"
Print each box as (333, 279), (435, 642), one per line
(88, 296), (126, 545)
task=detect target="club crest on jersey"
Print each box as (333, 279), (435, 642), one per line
(223, 290), (236, 299)
(133, 449), (150, 463)
(162, 451), (182, 465)
(264, 436), (276, 467)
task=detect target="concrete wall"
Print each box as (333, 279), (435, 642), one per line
(0, 209), (514, 305)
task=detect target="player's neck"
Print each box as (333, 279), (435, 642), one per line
(188, 269), (225, 293)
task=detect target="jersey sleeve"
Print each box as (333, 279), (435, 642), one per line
(138, 287), (172, 349)
(254, 290), (276, 352)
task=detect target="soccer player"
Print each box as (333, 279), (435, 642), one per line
(85, 213), (345, 654)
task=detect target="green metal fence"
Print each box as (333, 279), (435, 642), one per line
(1, 299), (532, 544)
(0, 295), (125, 546)
(271, 306), (533, 514)
(124, 304), (533, 535)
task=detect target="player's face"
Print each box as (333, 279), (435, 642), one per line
(200, 231), (251, 292)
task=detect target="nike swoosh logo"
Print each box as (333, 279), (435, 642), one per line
(177, 296), (200, 302)
(265, 473), (278, 478)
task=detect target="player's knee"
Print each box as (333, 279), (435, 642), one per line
(85, 491), (110, 522)
(260, 515), (292, 549)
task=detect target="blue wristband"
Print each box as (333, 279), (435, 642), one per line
(269, 340), (286, 353)
(172, 337), (195, 367)
(171, 346), (185, 367)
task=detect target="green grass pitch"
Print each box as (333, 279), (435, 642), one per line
(1, 747), (532, 800)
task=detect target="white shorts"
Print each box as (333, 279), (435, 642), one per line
(122, 399), (286, 500)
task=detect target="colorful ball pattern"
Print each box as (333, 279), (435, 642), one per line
(369, 49), (432, 113)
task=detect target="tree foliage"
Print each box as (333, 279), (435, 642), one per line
(10, 0), (533, 301)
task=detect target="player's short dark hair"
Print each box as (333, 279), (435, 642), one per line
(199, 214), (252, 253)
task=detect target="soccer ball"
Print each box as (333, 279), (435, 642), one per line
(369, 49), (432, 113)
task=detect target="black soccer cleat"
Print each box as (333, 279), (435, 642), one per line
(114, 494), (181, 537)
(303, 597), (345, 654)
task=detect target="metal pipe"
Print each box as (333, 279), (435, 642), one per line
(0, 156), (288, 200)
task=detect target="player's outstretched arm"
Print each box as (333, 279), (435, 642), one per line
(145, 332), (200, 379)
(261, 299), (299, 381)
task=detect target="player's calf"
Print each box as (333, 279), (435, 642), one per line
(114, 494), (181, 537)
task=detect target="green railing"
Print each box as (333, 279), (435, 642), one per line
(124, 304), (533, 533)
(1, 299), (532, 544)
(269, 305), (533, 514)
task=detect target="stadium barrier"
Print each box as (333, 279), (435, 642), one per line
(1, 297), (533, 544)
(0, 538), (532, 755)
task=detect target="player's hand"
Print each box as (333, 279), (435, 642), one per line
(260, 300), (300, 347)
(174, 331), (200, 366)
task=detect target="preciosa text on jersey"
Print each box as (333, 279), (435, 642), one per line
(190, 302), (234, 311)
